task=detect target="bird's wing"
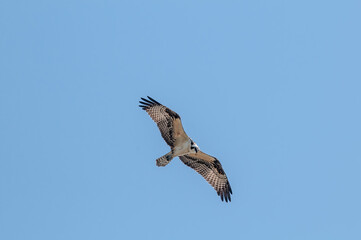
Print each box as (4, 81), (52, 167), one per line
(179, 151), (232, 202)
(139, 96), (188, 148)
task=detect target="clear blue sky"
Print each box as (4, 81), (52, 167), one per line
(1, 1), (360, 239)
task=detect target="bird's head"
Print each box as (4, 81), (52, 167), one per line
(190, 139), (200, 154)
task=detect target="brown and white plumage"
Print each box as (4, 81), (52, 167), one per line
(179, 152), (232, 202)
(139, 96), (232, 202)
(139, 96), (187, 148)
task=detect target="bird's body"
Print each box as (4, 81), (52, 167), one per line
(172, 138), (193, 157)
(139, 96), (232, 202)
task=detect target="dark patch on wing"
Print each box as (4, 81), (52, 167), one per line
(165, 108), (180, 119)
(213, 159), (225, 175)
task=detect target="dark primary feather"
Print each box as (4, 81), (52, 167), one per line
(139, 96), (158, 109)
(179, 152), (232, 202)
(139, 96), (181, 147)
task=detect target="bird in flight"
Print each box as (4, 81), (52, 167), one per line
(139, 96), (232, 202)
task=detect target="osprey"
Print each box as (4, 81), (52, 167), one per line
(139, 96), (232, 202)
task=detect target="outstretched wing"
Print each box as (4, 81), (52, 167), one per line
(139, 96), (188, 148)
(179, 151), (232, 202)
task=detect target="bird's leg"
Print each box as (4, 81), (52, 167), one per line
(156, 152), (174, 167)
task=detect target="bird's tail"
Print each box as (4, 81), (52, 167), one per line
(156, 152), (173, 167)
